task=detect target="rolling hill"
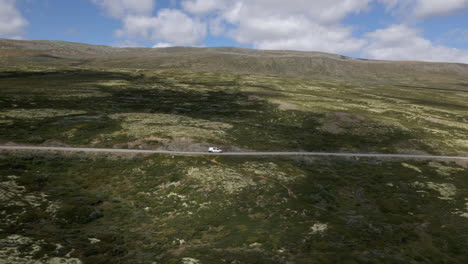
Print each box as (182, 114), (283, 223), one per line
(2, 39), (468, 85)
(0, 39), (467, 264)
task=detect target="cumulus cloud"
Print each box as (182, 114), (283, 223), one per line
(89, 0), (468, 63)
(378, 0), (468, 19)
(182, 0), (371, 53)
(363, 24), (468, 63)
(0, 0), (28, 39)
(91, 0), (155, 18)
(179, 0), (468, 61)
(153, 42), (173, 48)
(182, 0), (221, 15)
(115, 9), (206, 46)
(231, 16), (365, 53)
(413, 0), (468, 19)
(183, 0), (372, 24)
(92, 0), (206, 46)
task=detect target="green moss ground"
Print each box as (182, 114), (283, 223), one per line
(0, 67), (467, 263)
(0, 152), (467, 263)
(0, 67), (466, 154)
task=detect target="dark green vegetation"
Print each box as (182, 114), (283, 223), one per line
(0, 70), (402, 151)
(0, 68), (467, 154)
(1, 152), (467, 263)
(1, 40), (467, 263)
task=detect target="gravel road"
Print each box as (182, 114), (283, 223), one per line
(1, 145), (468, 160)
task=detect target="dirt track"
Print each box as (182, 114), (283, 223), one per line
(1, 145), (468, 160)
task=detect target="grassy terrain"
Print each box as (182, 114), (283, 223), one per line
(2, 39), (468, 84)
(0, 152), (467, 263)
(0, 67), (467, 155)
(0, 65), (467, 263)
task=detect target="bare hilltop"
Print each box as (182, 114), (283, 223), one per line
(2, 38), (468, 84)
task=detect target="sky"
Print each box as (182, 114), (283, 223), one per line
(1, 0), (468, 63)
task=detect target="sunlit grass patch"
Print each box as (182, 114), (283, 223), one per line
(187, 166), (257, 194)
(0, 119), (14, 125)
(426, 182), (457, 200)
(94, 79), (131, 87)
(428, 162), (465, 177)
(0, 109), (87, 119)
(0, 235), (81, 264)
(51, 89), (112, 99)
(106, 113), (233, 142)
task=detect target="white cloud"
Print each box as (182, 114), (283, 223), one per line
(116, 9), (206, 46)
(182, 0), (371, 53)
(413, 0), (468, 19)
(115, 16), (155, 40)
(0, 0), (28, 39)
(183, 0), (372, 24)
(377, 0), (400, 8)
(378, 0), (468, 19)
(89, 0), (468, 63)
(363, 24), (468, 63)
(153, 42), (173, 48)
(231, 16), (366, 53)
(91, 0), (155, 18)
(182, 0), (222, 15)
(92, 1), (206, 46)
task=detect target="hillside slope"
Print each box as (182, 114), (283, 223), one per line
(2, 39), (468, 84)
(1, 40), (468, 264)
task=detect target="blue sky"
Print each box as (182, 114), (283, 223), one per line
(1, 0), (468, 63)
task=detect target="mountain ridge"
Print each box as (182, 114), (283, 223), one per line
(1, 39), (468, 84)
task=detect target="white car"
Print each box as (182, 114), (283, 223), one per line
(208, 147), (223, 153)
